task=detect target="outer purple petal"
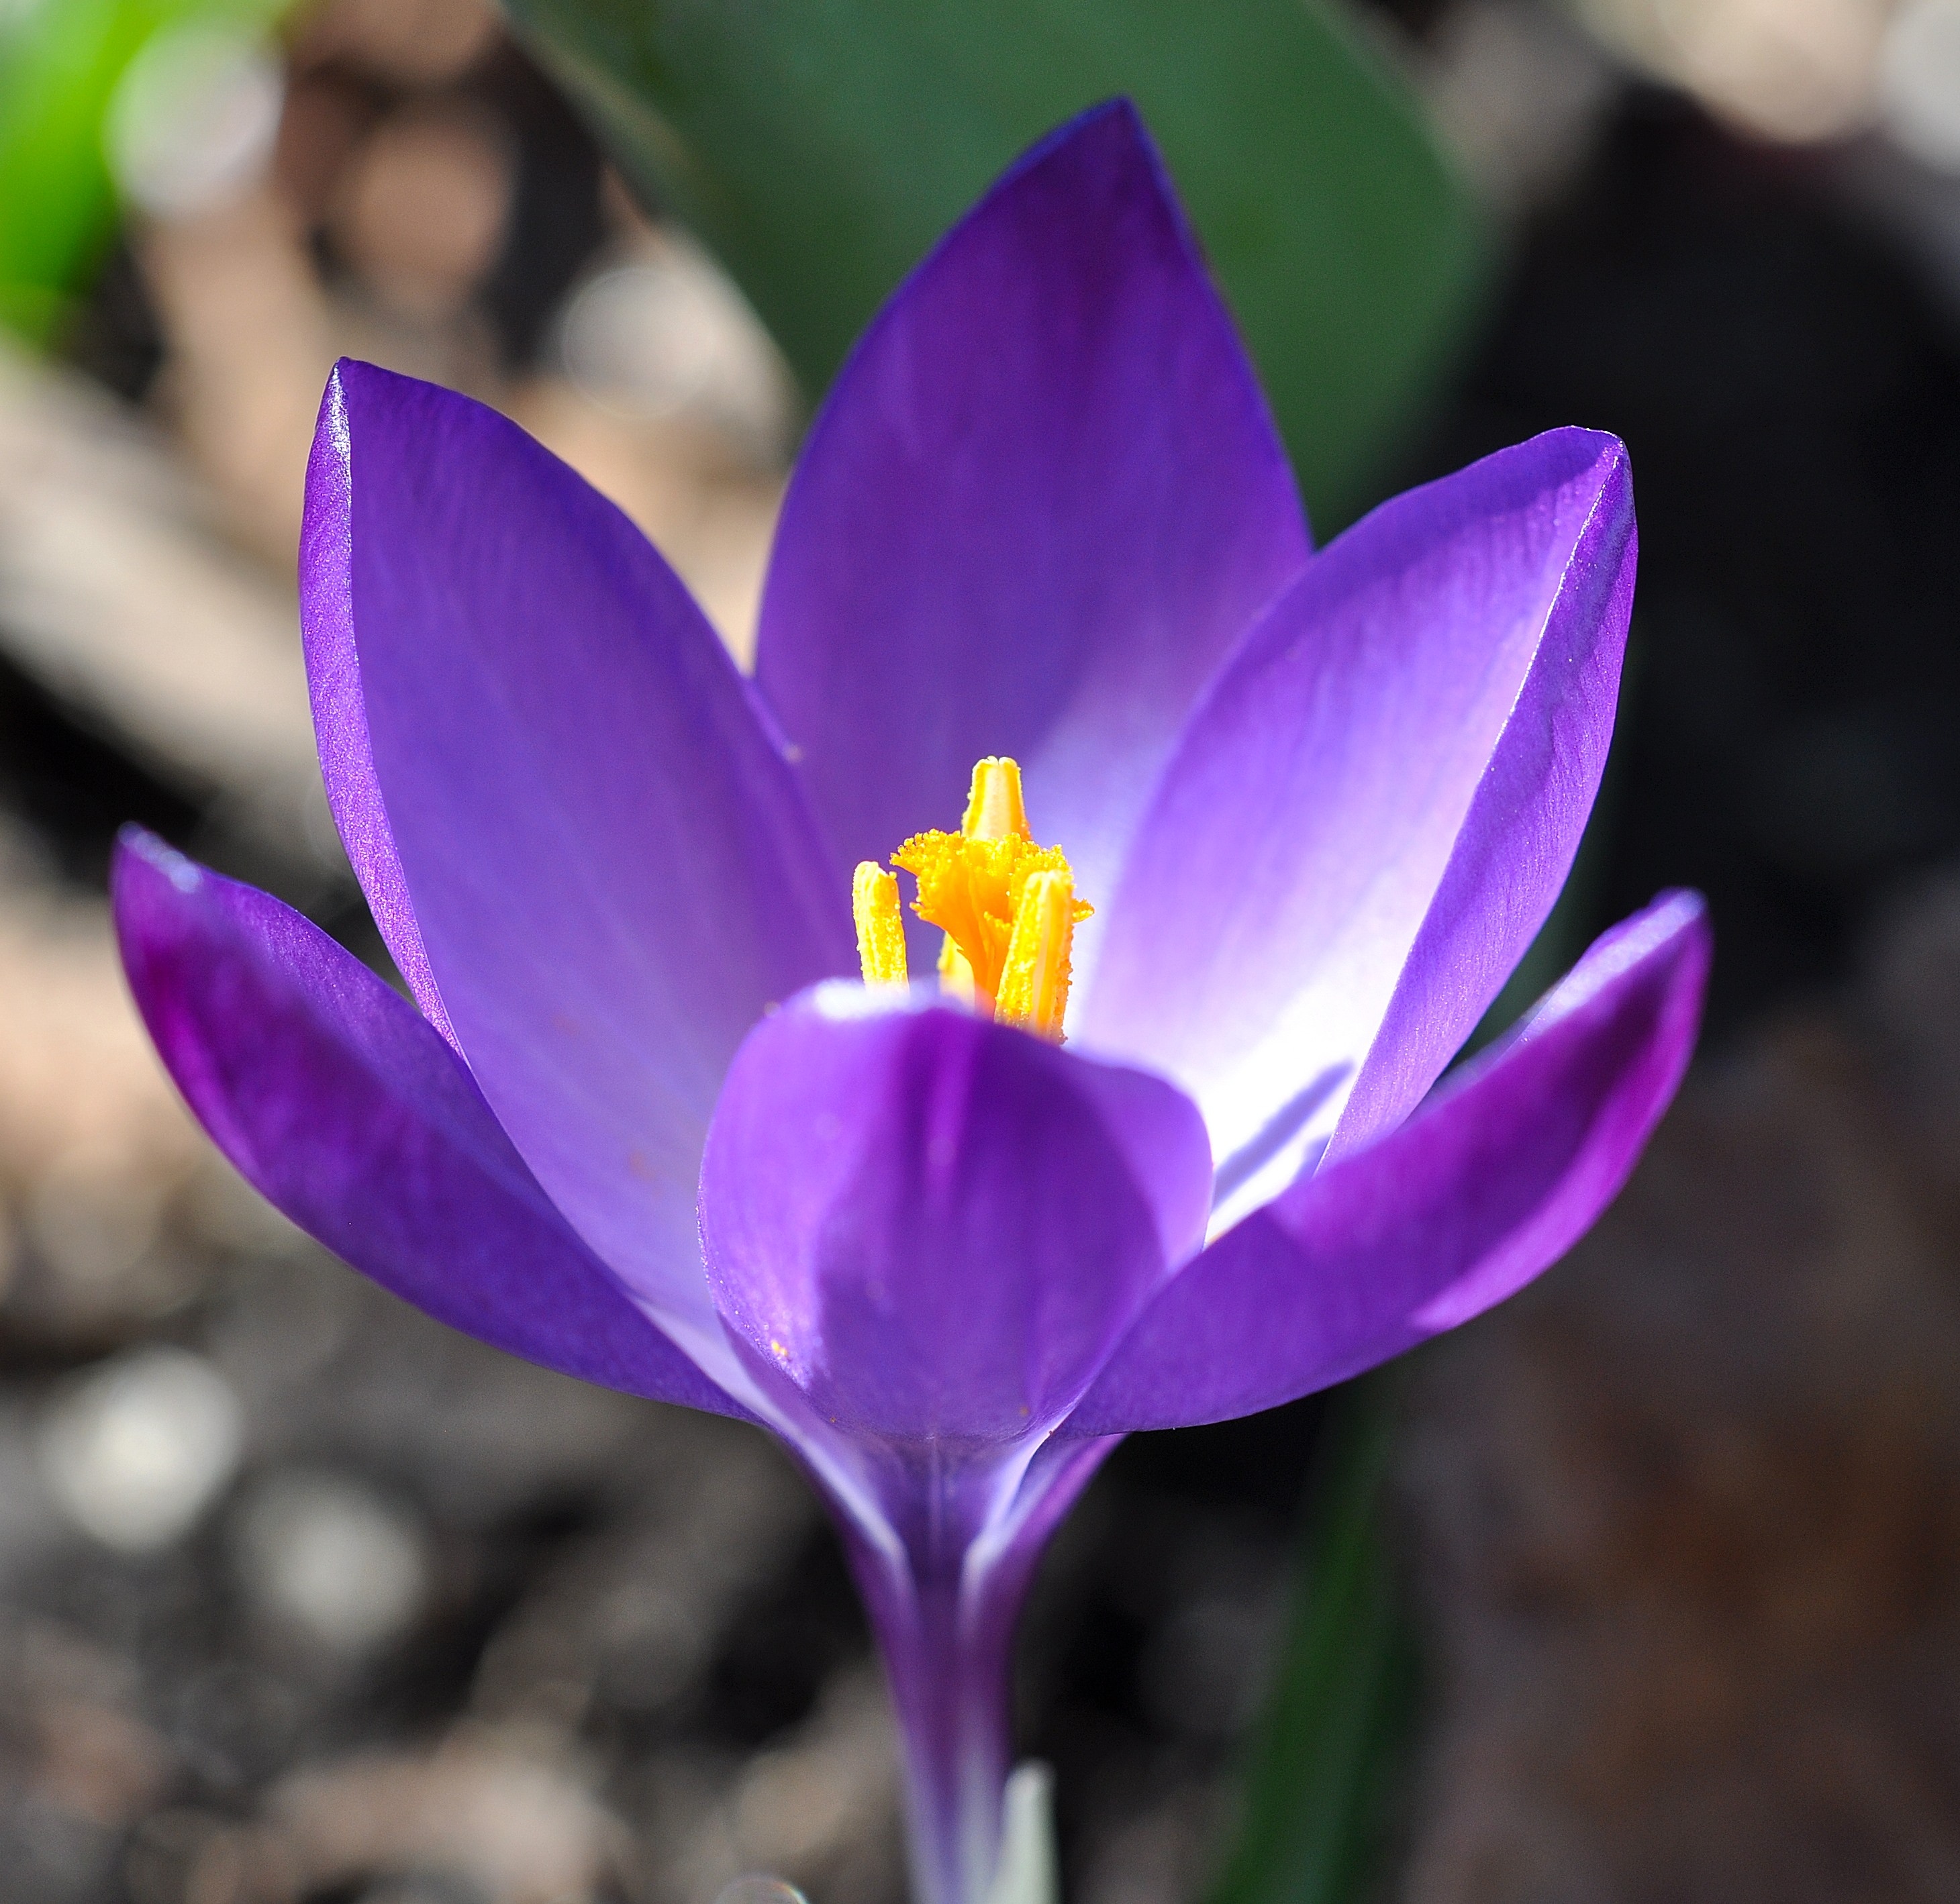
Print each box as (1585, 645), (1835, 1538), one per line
(325, 360), (855, 1350)
(301, 372), (452, 1044)
(1079, 430), (1636, 1216)
(754, 101), (1310, 949)
(699, 987), (1213, 1445)
(1065, 891), (1708, 1436)
(111, 830), (743, 1419)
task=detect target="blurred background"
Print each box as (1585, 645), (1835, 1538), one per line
(3, 1), (1960, 1901)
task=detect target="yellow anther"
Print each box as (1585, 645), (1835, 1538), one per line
(859, 756), (1091, 1042)
(996, 868), (1078, 1041)
(940, 757), (1030, 1005)
(852, 862), (908, 989)
(962, 756), (1028, 842)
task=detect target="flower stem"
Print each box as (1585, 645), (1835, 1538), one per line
(826, 1436), (1118, 1904)
(876, 1554), (1015, 1904)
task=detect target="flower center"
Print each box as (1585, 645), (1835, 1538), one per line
(851, 756), (1092, 1042)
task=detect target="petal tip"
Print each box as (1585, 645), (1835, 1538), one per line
(321, 357), (469, 454)
(317, 356), (393, 439)
(328, 354), (395, 402)
(111, 824), (198, 901)
(960, 95), (1192, 285)
(1512, 887), (1712, 1056)
(1519, 423), (1633, 504)
(1020, 93), (1156, 175)
(1612, 885), (1713, 969)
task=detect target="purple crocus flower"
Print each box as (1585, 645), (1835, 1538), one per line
(113, 103), (1706, 1904)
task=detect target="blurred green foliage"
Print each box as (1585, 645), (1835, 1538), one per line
(1210, 1376), (1418, 1904)
(501, 0), (1489, 527)
(0, 0), (279, 346)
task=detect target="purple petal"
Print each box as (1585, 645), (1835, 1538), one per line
(111, 830), (744, 1419)
(324, 360), (855, 1346)
(1065, 891), (1709, 1436)
(301, 372), (453, 1044)
(699, 986), (1214, 1445)
(1079, 430), (1636, 1216)
(754, 101), (1310, 949)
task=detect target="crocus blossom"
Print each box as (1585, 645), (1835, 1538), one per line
(113, 101), (1708, 1904)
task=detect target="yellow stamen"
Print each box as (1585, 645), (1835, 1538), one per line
(961, 756), (1029, 842)
(996, 867), (1078, 1040)
(939, 756), (1028, 1005)
(847, 755), (1091, 1043)
(892, 830), (1081, 1011)
(852, 862), (908, 989)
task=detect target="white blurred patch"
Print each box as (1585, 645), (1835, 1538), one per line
(1576, 0), (1889, 144)
(38, 1348), (243, 1552)
(983, 1763), (1059, 1904)
(558, 234), (794, 460)
(107, 23), (283, 220)
(714, 1879), (810, 1904)
(805, 976), (930, 1023)
(1420, 1), (1620, 215)
(1880, 0), (1960, 170)
(234, 1470), (431, 1654)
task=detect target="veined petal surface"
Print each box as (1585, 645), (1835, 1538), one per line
(328, 361), (854, 1358)
(1066, 890), (1708, 1436)
(699, 987), (1213, 1445)
(112, 831), (742, 1418)
(1080, 429), (1635, 1217)
(755, 102), (1310, 964)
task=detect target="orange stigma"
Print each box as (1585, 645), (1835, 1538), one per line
(851, 756), (1089, 1042)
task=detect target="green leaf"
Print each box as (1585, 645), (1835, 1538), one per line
(1208, 1376), (1419, 1904)
(501, 0), (1489, 526)
(0, 0), (285, 347)
(0, 0), (146, 341)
